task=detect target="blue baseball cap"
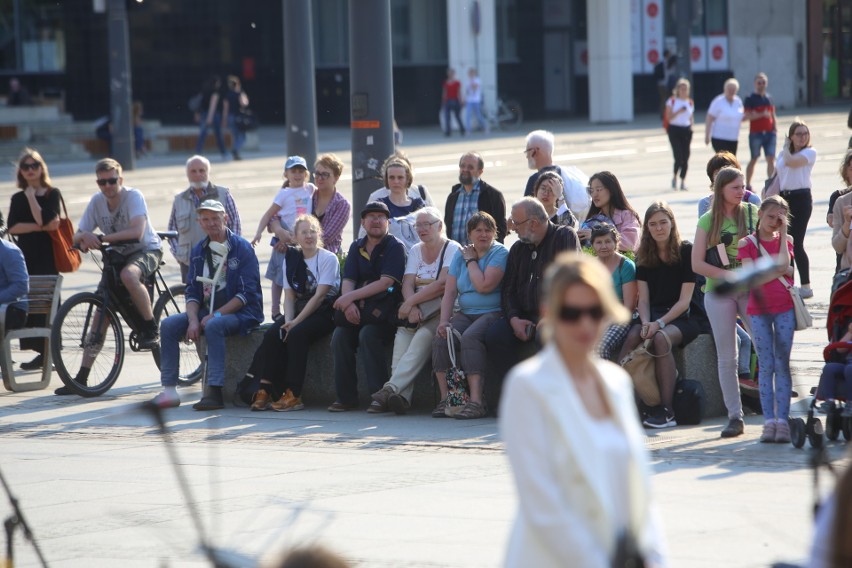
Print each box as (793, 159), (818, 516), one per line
(284, 156), (308, 170)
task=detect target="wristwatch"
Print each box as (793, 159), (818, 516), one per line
(656, 319), (666, 329)
(465, 257), (476, 265)
(213, 311), (222, 318)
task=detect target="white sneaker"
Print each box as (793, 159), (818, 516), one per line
(798, 287), (814, 299)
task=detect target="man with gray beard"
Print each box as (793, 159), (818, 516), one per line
(167, 155), (242, 281)
(443, 151), (507, 244)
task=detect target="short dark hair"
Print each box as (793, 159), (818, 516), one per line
(466, 211), (497, 235)
(705, 151), (740, 183)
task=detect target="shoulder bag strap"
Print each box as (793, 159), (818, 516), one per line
(753, 236), (793, 290)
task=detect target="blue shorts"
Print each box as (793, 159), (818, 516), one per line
(749, 131), (777, 160)
(264, 248), (285, 287)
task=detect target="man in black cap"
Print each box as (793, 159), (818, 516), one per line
(328, 201), (406, 411)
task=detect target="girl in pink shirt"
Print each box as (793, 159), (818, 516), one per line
(736, 196), (795, 443)
(578, 171), (641, 252)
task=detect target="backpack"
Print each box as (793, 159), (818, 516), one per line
(673, 378), (705, 425)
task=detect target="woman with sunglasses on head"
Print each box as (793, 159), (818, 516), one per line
(618, 202), (700, 429)
(500, 252), (667, 568)
(532, 171), (578, 229)
(6, 148), (61, 371)
(311, 153), (351, 254)
(692, 167), (759, 438)
(577, 171), (641, 252)
(774, 118), (816, 298)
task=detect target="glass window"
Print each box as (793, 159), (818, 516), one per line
(0, 0), (65, 72)
(313, 0), (349, 66)
(391, 0), (446, 65)
(496, 0), (519, 60)
(665, 0), (727, 37)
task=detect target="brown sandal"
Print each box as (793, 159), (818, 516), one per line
(454, 401), (487, 420)
(431, 398), (449, 418)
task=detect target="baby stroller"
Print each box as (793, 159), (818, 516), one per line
(790, 280), (852, 448)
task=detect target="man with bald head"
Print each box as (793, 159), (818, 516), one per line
(167, 155), (241, 281)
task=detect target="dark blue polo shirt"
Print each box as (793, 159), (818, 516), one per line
(343, 233), (406, 287)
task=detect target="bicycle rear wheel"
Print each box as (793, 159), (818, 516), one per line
(152, 284), (203, 386)
(51, 292), (124, 397)
(496, 99), (523, 131)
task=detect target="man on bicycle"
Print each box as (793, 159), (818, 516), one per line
(62, 158), (162, 395)
(151, 199), (262, 410)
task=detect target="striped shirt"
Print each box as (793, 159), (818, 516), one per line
(313, 190), (351, 254)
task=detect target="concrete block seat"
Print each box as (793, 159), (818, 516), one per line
(672, 334), (725, 418)
(200, 326), (439, 411)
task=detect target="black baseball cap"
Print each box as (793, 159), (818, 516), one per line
(360, 201), (390, 219)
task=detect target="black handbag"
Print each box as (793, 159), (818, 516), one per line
(234, 108), (258, 132)
(704, 206), (753, 268)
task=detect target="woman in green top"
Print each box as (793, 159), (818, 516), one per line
(692, 167), (759, 439)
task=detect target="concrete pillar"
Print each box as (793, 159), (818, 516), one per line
(587, 0), (633, 123)
(107, 0), (134, 170)
(446, 0), (497, 118)
(283, 0), (319, 168)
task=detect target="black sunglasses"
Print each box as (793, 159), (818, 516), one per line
(20, 162), (40, 171)
(559, 305), (605, 323)
(96, 177), (120, 187)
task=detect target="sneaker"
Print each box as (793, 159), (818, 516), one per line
(20, 354), (44, 370)
(151, 390), (181, 409)
(137, 330), (160, 351)
(680, 181), (688, 191)
(371, 385), (394, 406)
(721, 418), (745, 438)
(760, 421), (777, 443)
(432, 398), (449, 418)
(271, 389), (304, 412)
(774, 420), (791, 443)
(388, 393), (411, 415)
(798, 287), (814, 299)
(193, 388), (224, 411)
(367, 399), (389, 414)
(327, 401), (358, 412)
(643, 409), (677, 429)
(250, 389), (272, 412)
(55, 378), (87, 396)
(738, 377), (760, 395)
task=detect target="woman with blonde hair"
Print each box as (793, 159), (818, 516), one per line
(501, 252), (667, 568)
(665, 78), (694, 191)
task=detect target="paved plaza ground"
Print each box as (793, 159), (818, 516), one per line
(2, 107), (852, 566)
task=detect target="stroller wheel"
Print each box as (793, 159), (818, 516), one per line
(808, 417), (824, 449)
(842, 415), (852, 441)
(826, 404), (841, 441)
(790, 417), (806, 448)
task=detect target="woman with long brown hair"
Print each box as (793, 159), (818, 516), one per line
(6, 147), (61, 371)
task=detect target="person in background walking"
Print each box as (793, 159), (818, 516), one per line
(464, 68), (488, 134)
(441, 68), (465, 137)
(665, 78), (694, 191)
(500, 253), (667, 568)
(743, 73), (777, 191)
(736, 196), (794, 443)
(705, 78), (744, 155)
(6, 148), (60, 371)
(775, 118), (816, 299)
(223, 75), (249, 161)
(194, 75), (227, 160)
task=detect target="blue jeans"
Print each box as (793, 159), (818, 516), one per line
(331, 324), (395, 405)
(227, 115), (246, 153)
(195, 113), (227, 156)
(443, 100), (464, 135)
(749, 310), (795, 420)
(465, 101), (487, 131)
(159, 311), (240, 387)
(818, 362), (852, 401)
(748, 131), (777, 160)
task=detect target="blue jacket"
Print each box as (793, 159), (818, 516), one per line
(186, 229), (263, 334)
(0, 239), (28, 313)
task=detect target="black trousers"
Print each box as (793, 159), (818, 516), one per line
(781, 189), (813, 286)
(711, 137), (738, 156)
(667, 125), (692, 179)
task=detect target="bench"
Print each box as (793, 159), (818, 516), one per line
(1, 275), (63, 392)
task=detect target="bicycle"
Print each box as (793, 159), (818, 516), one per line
(51, 232), (203, 397)
(485, 96), (523, 132)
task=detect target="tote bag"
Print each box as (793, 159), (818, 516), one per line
(49, 192), (81, 273)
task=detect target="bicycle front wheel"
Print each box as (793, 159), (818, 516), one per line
(496, 99), (523, 131)
(51, 292), (125, 397)
(152, 284), (203, 387)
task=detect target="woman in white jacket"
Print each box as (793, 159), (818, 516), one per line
(499, 252), (667, 568)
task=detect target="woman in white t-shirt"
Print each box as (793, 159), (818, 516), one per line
(775, 119), (817, 298)
(665, 78), (694, 191)
(249, 214), (340, 412)
(705, 78), (744, 155)
(465, 68), (488, 133)
(370, 206), (461, 414)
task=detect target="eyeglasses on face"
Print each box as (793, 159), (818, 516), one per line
(20, 162), (40, 171)
(558, 304), (605, 323)
(313, 170), (332, 179)
(414, 220), (439, 230)
(511, 218), (532, 227)
(96, 177), (120, 187)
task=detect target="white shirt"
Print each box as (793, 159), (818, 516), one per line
(707, 94), (744, 141)
(405, 240), (461, 292)
(281, 247), (341, 299)
(666, 97), (694, 128)
(78, 187), (162, 256)
(272, 184), (315, 231)
(776, 147), (816, 191)
(465, 76), (482, 103)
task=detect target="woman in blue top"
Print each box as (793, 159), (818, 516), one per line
(591, 223), (637, 361)
(432, 212), (509, 420)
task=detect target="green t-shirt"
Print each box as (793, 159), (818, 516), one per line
(697, 203), (758, 292)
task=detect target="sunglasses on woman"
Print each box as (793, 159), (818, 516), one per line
(559, 304), (605, 323)
(20, 161), (40, 171)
